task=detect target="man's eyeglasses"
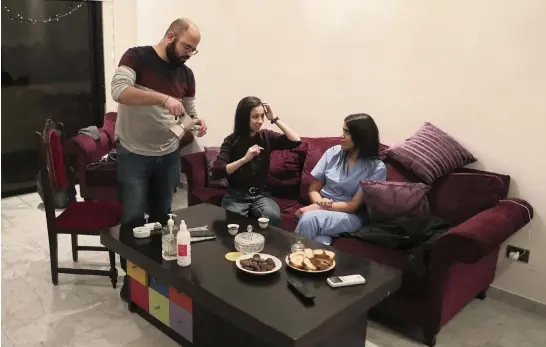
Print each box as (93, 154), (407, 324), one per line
(181, 43), (198, 55)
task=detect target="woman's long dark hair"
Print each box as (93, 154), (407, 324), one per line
(233, 96), (262, 137)
(339, 113), (380, 170)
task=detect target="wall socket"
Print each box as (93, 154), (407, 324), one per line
(505, 245), (530, 263)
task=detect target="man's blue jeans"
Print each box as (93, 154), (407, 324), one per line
(117, 143), (181, 224)
(117, 142), (180, 278)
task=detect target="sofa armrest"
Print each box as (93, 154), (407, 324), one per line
(65, 131), (113, 190)
(181, 151), (207, 193)
(433, 198), (533, 264)
(66, 131), (113, 164)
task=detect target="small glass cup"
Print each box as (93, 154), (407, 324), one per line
(291, 239), (305, 253)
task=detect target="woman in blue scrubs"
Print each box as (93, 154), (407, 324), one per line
(295, 113), (387, 245)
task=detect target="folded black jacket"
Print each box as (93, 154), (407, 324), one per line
(340, 216), (452, 279)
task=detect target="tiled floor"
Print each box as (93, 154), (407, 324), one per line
(2, 188), (546, 347)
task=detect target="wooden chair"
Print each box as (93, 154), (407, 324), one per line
(35, 119), (121, 287)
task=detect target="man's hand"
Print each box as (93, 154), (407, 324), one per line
(164, 96), (185, 117)
(193, 118), (207, 137)
(263, 102), (275, 121)
(294, 203), (321, 218)
(243, 145), (263, 162)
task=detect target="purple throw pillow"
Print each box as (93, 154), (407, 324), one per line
(204, 147), (228, 189)
(383, 122), (477, 185)
(361, 180), (431, 222)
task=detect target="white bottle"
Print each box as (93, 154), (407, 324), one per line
(177, 220), (191, 266)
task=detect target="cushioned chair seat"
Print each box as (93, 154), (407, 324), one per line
(55, 201), (122, 230)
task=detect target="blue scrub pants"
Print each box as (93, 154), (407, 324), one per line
(295, 210), (363, 245)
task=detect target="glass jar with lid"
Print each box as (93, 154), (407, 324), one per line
(234, 225), (265, 254)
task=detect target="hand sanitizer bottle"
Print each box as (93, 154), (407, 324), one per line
(177, 220), (191, 266)
(162, 213), (177, 261)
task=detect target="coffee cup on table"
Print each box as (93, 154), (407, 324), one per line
(258, 217), (269, 229)
(227, 224), (239, 236)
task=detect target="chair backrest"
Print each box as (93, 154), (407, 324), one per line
(35, 119), (74, 227)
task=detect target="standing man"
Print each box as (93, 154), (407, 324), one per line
(111, 18), (207, 300)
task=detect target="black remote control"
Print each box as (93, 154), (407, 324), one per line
(287, 278), (315, 302)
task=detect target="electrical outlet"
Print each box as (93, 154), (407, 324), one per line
(505, 245), (530, 263)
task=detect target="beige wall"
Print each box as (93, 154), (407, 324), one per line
(103, 0), (546, 303)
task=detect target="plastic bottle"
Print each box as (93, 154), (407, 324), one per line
(177, 220), (191, 266)
(162, 214), (177, 261)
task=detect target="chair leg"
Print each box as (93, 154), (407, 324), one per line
(48, 232), (59, 285)
(71, 234), (78, 262)
(109, 251), (118, 289)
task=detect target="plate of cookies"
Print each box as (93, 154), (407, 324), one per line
(285, 248), (336, 273)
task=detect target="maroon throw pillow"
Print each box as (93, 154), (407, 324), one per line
(428, 170), (508, 225)
(383, 122), (477, 185)
(268, 143), (308, 199)
(204, 147), (228, 188)
(361, 180), (431, 222)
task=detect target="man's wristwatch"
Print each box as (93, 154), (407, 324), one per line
(271, 117), (280, 124)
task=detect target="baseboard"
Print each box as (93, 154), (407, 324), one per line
(488, 286), (546, 318)
(178, 181), (188, 190)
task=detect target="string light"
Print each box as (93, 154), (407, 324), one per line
(3, 0), (86, 24)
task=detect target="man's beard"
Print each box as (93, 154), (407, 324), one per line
(165, 41), (188, 67)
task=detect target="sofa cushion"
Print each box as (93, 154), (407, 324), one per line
(361, 181), (431, 222)
(279, 202), (304, 232)
(190, 187), (226, 206)
(383, 157), (423, 183)
(204, 147), (228, 189)
(268, 143), (308, 199)
(428, 169), (509, 225)
(384, 122), (477, 185)
(271, 197), (299, 212)
(300, 137), (340, 202)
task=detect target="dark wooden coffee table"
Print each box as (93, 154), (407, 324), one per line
(101, 203), (401, 347)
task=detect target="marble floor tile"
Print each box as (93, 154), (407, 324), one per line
(2, 188), (546, 347)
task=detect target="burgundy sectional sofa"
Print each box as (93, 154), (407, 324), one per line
(66, 112), (194, 201)
(181, 136), (533, 346)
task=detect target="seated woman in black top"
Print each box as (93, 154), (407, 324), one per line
(211, 96), (301, 226)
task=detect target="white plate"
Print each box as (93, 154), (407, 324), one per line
(235, 253), (282, 275)
(285, 255), (336, 273)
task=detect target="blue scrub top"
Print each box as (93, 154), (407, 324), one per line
(311, 145), (387, 202)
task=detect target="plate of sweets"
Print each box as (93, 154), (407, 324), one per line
(236, 253), (282, 275)
(285, 248), (336, 273)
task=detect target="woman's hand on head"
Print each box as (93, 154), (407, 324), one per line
(243, 145), (263, 162)
(263, 102), (275, 121)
